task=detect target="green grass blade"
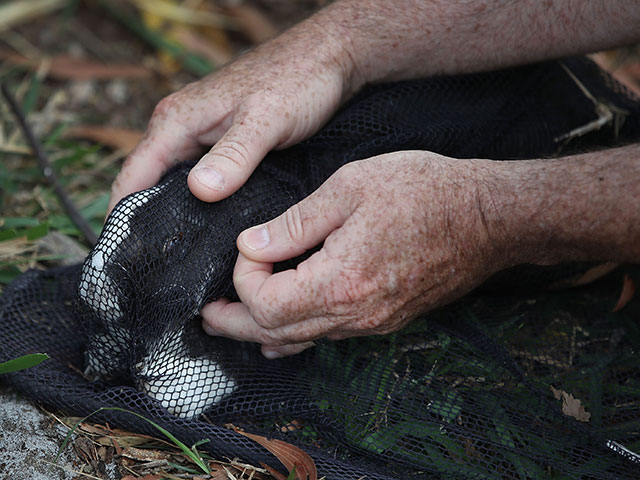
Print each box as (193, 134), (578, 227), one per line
(286, 466), (297, 480)
(0, 353), (49, 374)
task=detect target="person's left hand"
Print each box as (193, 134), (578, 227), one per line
(201, 151), (513, 357)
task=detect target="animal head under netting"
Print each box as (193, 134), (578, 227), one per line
(2, 57), (640, 479)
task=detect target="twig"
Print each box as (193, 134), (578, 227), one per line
(0, 82), (98, 245)
(555, 62), (629, 143)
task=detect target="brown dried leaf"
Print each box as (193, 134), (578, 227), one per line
(78, 423), (111, 436)
(550, 385), (563, 400)
(95, 434), (150, 449)
(261, 462), (289, 480)
(233, 427), (317, 480)
(280, 419), (304, 433)
(72, 436), (98, 464)
(550, 386), (591, 422)
(120, 446), (171, 462)
(613, 274), (636, 312)
(208, 467), (231, 480)
(563, 262), (619, 287)
(0, 50), (153, 80)
(65, 125), (144, 154)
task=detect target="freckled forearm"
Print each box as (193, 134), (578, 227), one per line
(483, 144), (640, 267)
(314, 0), (640, 87)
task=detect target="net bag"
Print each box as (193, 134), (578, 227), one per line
(2, 57), (640, 479)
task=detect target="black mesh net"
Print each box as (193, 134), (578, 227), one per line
(2, 57), (640, 479)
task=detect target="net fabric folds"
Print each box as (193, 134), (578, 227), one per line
(1, 57), (640, 479)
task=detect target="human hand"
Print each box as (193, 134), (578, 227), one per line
(201, 151), (515, 357)
(107, 10), (361, 213)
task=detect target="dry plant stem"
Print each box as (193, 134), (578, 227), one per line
(0, 82), (98, 246)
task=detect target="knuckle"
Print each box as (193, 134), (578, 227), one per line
(332, 162), (363, 191)
(255, 328), (278, 345)
(152, 93), (181, 119)
(282, 203), (305, 243)
(214, 139), (252, 170)
(251, 303), (278, 330)
(326, 270), (374, 310)
(247, 89), (286, 110)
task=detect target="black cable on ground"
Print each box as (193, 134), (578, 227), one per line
(1, 82), (98, 246)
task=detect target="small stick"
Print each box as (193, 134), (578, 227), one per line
(1, 82), (98, 245)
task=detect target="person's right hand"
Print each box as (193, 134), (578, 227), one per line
(108, 11), (362, 213)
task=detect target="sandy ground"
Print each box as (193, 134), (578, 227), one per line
(0, 386), (81, 480)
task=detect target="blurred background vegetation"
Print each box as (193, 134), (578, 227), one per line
(0, 0), (325, 292)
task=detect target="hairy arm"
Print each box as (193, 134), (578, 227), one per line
(489, 143), (640, 266)
(327, 0), (640, 84)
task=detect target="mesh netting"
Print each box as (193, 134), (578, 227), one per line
(2, 57), (640, 479)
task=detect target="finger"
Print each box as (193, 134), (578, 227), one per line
(108, 113), (202, 214)
(201, 296), (328, 345)
(187, 111), (288, 202)
(234, 248), (340, 329)
(201, 299), (265, 341)
(237, 177), (355, 263)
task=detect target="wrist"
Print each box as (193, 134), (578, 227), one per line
(479, 148), (640, 267)
(475, 160), (552, 268)
(296, 4), (368, 101)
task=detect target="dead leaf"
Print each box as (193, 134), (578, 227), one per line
(557, 262), (619, 287)
(592, 52), (640, 97)
(613, 274), (636, 312)
(280, 419), (304, 433)
(121, 446), (171, 462)
(550, 386), (591, 422)
(73, 436), (97, 463)
(225, 4), (278, 44)
(96, 445), (112, 463)
(65, 125), (144, 154)
(207, 466), (232, 480)
(261, 462), (289, 480)
(233, 427), (317, 480)
(77, 422), (111, 436)
(0, 50), (153, 80)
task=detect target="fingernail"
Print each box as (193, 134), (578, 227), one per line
(262, 349), (284, 360)
(242, 226), (270, 250)
(193, 165), (225, 191)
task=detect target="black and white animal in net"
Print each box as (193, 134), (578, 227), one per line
(79, 169), (241, 418)
(77, 154), (322, 418)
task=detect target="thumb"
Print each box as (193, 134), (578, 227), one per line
(188, 112), (286, 202)
(237, 176), (355, 263)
